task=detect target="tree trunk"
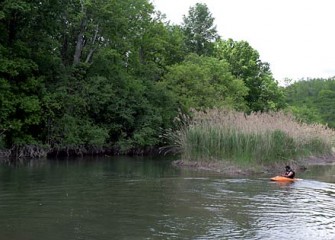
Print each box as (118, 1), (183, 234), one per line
(73, 18), (86, 66)
(85, 25), (99, 63)
(73, 0), (87, 66)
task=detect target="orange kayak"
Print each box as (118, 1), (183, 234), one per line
(270, 176), (299, 182)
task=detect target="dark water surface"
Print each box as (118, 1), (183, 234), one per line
(0, 157), (335, 240)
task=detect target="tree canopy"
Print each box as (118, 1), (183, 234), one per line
(215, 39), (285, 112)
(182, 3), (219, 56)
(0, 0), (286, 157)
(161, 54), (248, 110)
(284, 78), (335, 128)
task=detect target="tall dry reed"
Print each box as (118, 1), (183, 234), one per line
(164, 108), (335, 164)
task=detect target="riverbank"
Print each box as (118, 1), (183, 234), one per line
(172, 154), (335, 176)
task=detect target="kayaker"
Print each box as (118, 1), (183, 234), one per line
(282, 165), (295, 178)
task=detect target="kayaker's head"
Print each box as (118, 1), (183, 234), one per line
(285, 165), (291, 171)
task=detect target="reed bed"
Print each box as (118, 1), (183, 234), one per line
(165, 109), (335, 164)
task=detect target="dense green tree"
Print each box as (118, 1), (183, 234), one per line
(126, 15), (187, 81)
(215, 39), (285, 112)
(56, 0), (155, 67)
(160, 54), (248, 110)
(0, 0), (294, 157)
(0, 0), (55, 146)
(87, 48), (178, 153)
(318, 89), (335, 128)
(286, 105), (323, 124)
(284, 78), (335, 127)
(182, 3), (219, 56)
(44, 0), (182, 154)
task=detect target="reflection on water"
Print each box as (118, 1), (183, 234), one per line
(0, 157), (334, 240)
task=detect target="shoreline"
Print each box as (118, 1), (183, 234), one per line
(172, 155), (335, 177)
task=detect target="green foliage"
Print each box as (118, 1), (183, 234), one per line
(284, 78), (335, 128)
(317, 89), (335, 127)
(182, 3), (219, 56)
(131, 21), (187, 80)
(161, 54), (248, 110)
(0, 58), (45, 146)
(98, 75), (178, 152)
(286, 105), (323, 124)
(215, 39), (285, 112)
(51, 114), (108, 148)
(0, 78), (14, 131)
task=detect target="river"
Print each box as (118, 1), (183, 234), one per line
(0, 156), (334, 240)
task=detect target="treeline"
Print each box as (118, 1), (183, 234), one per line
(284, 78), (335, 128)
(0, 1), (285, 157)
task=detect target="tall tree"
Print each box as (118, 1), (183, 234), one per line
(215, 39), (285, 112)
(54, 0), (155, 68)
(182, 3), (219, 56)
(46, 0), (180, 153)
(126, 14), (187, 81)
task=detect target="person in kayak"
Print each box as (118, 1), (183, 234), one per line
(282, 165), (295, 178)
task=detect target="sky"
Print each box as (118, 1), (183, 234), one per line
(152, 0), (335, 84)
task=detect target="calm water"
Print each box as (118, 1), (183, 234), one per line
(0, 157), (335, 240)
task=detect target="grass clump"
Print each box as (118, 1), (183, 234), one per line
(164, 109), (335, 165)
